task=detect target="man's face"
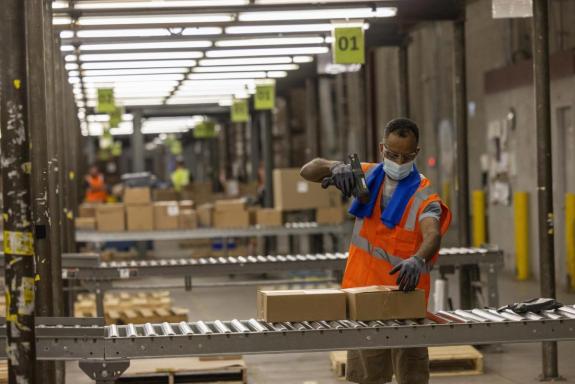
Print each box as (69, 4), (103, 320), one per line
(89, 166), (99, 176)
(379, 132), (419, 165)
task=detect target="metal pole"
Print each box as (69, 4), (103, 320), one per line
(1, 0), (37, 382)
(260, 111), (274, 208)
(249, 118), (260, 182)
(132, 109), (145, 173)
(398, 39), (410, 117)
(453, 12), (477, 310)
(532, 0), (559, 379)
(25, 0), (56, 381)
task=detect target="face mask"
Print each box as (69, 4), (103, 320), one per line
(383, 158), (414, 180)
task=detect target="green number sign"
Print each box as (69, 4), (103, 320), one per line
(97, 88), (115, 113)
(231, 99), (249, 122)
(332, 26), (365, 65)
(254, 84), (275, 110)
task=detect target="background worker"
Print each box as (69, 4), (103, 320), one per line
(171, 157), (190, 193)
(84, 164), (108, 203)
(300, 118), (452, 384)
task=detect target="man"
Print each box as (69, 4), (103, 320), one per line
(84, 165), (108, 203)
(171, 158), (190, 193)
(300, 118), (451, 384)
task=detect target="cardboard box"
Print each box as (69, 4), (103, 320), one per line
(75, 217), (96, 230)
(153, 202), (180, 230)
(214, 198), (247, 212)
(79, 203), (98, 218)
(316, 207), (345, 225)
(257, 289), (346, 322)
(123, 187), (151, 204)
(273, 168), (332, 211)
(256, 208), (283, 227)
(153, 188), (179, 202)
(343, 286), (426, 321)
(179, 209), (198, 229)
(196, 204), (213, 227)
(214, 210), (250, 229)
(126, 203), (153, 231)
(239, 181), (259, 197)
(179, 200), (195, 210)
(96, 204), (125, 232)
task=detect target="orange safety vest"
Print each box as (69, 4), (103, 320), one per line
(341, 163), (452, 301)
(85, 175), (107, 203)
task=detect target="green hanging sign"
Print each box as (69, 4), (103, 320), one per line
(254, 83), (275, 110)
(194, 121), (217, 139)
(109, 106), (123, 129)
(97, 88), (115, 113)
(332, 26), (365, 65)
(231, 99), (249, 122)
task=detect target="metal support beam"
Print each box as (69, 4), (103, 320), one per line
(453, 12), (478, 310)
(1, 0), (38, 381)
(304, 78), (320, 161)
(249, 118), (260, 182)
(260, 111), (274, 208)
(398, 39), (410, 117)
(365, 49), (380, 162)
(132, 110), (145, 173)
(532, 0), (559, 380)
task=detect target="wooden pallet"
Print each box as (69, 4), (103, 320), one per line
(330, 345), (484, 379)
(116, 357), (247, 384)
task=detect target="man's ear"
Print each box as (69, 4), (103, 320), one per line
(379, 143), (384, 154)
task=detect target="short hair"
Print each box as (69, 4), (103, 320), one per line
(383, 118), (419, 144)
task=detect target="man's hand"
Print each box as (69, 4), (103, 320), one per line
(330, 163), (355, 198)
(389, 256), (426, 292)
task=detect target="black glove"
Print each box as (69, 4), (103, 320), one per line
(389, 256), (426, 292)
(330, 163), (355, 198)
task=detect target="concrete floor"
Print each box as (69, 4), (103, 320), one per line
(66, 270), (575, 383)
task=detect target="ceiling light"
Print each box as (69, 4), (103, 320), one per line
(193, 64), (298, 72)
(188, 72), (267, 80)
(267, 71), (288, 78)
(206, 46), (329, 58)
(78, 14), (234, 26)
(53, 16), (72, 25)
(216, 36), (324, 47)
(293, 55), (314, 63)
(176, 89), (247, 97)
(52, 1), (68, 9)
(65, 63), (79, 70)
(60, 30), (74, 39)
(84, 81), (178, 90)
(238, 7), (397, 22)
(79, 52), (203, 61)
(226, 23), (333, 34)
(60, 45), (75, 52)
(75, 1), (248, 9)
(77, 29), (172, 38)
(218, 98), (233, 107)
(199, 57), (292, 66)
(82, 74), (185, 82)
(165, 97), (223, 105)
(82, 60), (196, 69)
(80, 41), (212, 51)
(82, 68), (188, 76)
(65, 55), (78, 62)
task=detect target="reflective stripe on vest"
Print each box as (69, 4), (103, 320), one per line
(350, 218), (433, 273)
(404, 187), (433, 231)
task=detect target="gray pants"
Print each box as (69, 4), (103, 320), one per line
(346, 348), (430, 384)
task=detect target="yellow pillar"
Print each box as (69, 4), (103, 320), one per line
(514, 192), (530, 280)
(472, 190), (486, 247)
(566, 194), (575, 289)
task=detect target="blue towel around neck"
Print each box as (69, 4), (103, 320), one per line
(348, 163), (421, 229)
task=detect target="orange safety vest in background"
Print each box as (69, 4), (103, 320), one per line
(85, 175), (108, 203)
(341, 163), (452, 301)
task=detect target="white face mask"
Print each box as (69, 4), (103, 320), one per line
(383, 158), (414, 180)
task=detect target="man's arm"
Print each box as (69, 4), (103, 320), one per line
(299, 158), (340, 183)
(415, 217), (442, 262)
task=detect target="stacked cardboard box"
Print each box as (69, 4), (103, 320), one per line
(255, 208), (283, 227)
(154, 201), (180, 230)
(214, 199), (250, 229)
(96, 203), (125, 232)
(273, 168), (334, 211)
(257, 286), (426, 322)
(125, 187), (153, 231)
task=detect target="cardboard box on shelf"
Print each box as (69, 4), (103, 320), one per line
(96, 204), (125, 232)
(79, 203), (99, 218)
(214, 210), (250, 229)
(343, 286), (426, 321)
(179, 209), (198, 229)
(327, 188), (343, 207)
(179, 200), (195, 210)
(273, 168), (332, 211)
(153, 188), (179, 202)
(239, 181), (259, 197)
(196, 204), (214, 227)
(316, 207), (345, 225)
(153, 202), (180, 230)
(123, 187), (151, 204)
(256, 208), (283, 227)
(257, 289), (346, 322)
(75, 217), (96, 230)
(126, 203), (154, 231)
(214, 198), (247, 212)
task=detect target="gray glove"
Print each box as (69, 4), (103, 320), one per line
(330, 163), (355, 198)
(389, 256), (426, 292)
